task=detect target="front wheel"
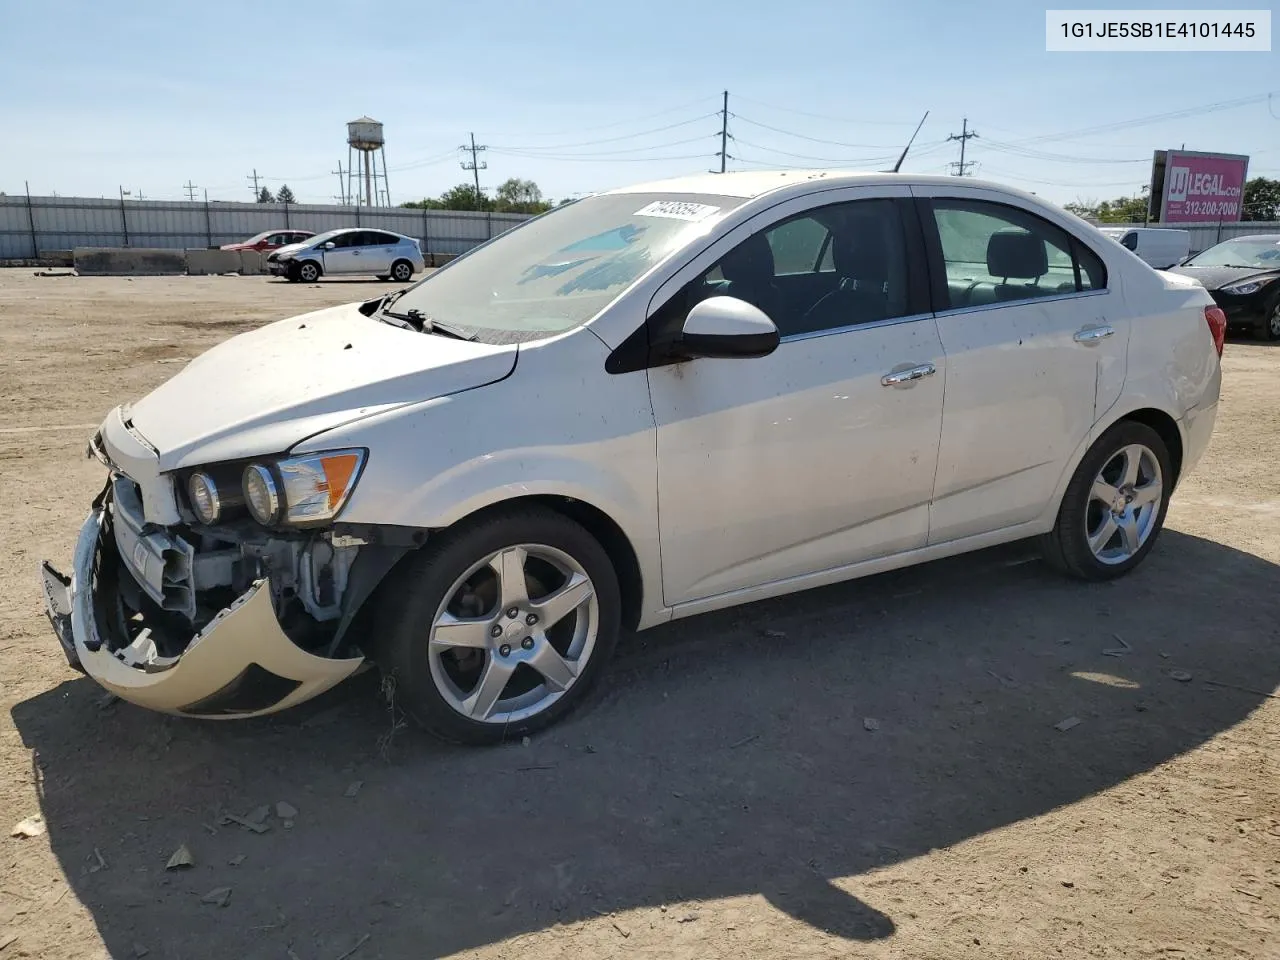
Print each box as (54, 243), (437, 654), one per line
(1259, 294), (1280, 341)
(375, 507), (621, 744)
(297, 260), (321, 283)
(1040, 421), (1173, 580)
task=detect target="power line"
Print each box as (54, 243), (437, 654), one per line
(486, 135), (714, 159)
(489, 94), (720, 139)
(731, 115), (905, 149)
(947, 119), (979, 176)
(730, 94), (925, 127)
(486, 149), (716, 164)
(489, 113), (719, 152)
(732, 137), (897, 165)
(1004, 91), (1277, 145)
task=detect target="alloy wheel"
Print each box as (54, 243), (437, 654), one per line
(427, 544), (598, 724)
(1085, 443), (1163, 565)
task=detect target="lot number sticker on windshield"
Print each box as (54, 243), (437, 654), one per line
(634, 200), (721, 222)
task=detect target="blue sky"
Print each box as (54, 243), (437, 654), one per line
(2, 0), (1277, 206)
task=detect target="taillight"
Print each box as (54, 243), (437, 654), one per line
(1204, 306), (1226, 357)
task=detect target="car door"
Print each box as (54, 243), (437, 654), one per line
(647, 189), (946, 607)
(365, 232), (399, 274)
(912, 187), (1124, 544)
(320, 232), (363, 274)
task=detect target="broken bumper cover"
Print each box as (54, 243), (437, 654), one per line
(40, 508), (364, 719)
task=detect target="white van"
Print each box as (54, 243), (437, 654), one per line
(1098, 227), (1190, 270)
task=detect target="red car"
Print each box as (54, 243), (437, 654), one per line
(220, 229), (315, 253)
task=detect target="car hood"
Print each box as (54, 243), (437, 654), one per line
(1165, 264), (1280, 291)
(126, 301), (516, 471)
(271, 241), (314, 259)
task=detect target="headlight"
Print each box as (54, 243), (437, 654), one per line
(1223, 280), (1264, 296)
(242, 449), (365, 527)
(243, 464), (282, 525)
(187, 472), (221, 524)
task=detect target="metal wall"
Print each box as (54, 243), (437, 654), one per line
(0, 195), (532, 259)
(1098, 220), (1280, 255)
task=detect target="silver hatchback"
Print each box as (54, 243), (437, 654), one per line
(268, 228), (425, 282)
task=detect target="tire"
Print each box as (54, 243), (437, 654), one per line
(1259, 293), (1280, 341)
(390, 259), (414, 283)
(374, 506), (621, 745)
(1039, 421), (1173, 581)
(297, 260), (322, 283)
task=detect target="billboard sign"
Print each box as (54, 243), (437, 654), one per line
(1150, 150), (1250, 223)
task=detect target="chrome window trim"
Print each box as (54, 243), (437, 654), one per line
(934, 287), (1111, 319)
(779, 311), (934, 344)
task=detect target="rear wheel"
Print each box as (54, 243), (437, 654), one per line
(390, 259), (414, 282)
(375, 507), (621, 745)
(1040, 421), (1172, 580)
(297, 260), (321, 283)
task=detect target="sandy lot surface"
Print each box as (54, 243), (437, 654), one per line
(0, 269), (1277, 960)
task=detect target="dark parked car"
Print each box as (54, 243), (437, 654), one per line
(1167, 234), (1280, 340)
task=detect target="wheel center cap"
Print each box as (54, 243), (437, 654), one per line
(503, 621), (525, 641)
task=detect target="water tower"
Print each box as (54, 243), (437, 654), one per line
(346, 116), (390, 207)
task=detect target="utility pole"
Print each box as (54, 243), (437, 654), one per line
(460, 132), (488, 199)
(183, 180), (198, 201)
(332, 160), (347, 205)
(947, 118), (979, 176)
(247, 168), (261, 200)
(716, 90), (730, 173)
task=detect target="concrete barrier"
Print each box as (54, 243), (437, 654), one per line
(73, 247), (187, 276)
(429, 253), (458, 268)
(238, 250), (267, 275)
(185, 248), (242, 275)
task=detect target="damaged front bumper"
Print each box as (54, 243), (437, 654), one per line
(41, 506), (364, 719)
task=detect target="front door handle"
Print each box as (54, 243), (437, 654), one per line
(881, 363), (937, 387)
(1074, 324), (1114, 344)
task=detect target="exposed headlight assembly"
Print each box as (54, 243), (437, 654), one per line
(1223, 280), (1264, 296)
(242, 449), (366, 527)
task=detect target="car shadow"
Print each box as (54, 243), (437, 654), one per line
(11, 531), (1280, 959)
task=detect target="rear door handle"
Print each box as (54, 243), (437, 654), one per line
(881, 363), (937, 387)
(1074, 324), (1114, 344)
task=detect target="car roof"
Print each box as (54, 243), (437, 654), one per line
(1226, 234), (1280, 242)
(602, 169), (1052, 206)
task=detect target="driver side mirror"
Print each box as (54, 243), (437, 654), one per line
(678, 296), (779, 360)
(323, 241), (336, 250)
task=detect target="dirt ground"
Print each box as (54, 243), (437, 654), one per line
(0, 269), (1276, 960)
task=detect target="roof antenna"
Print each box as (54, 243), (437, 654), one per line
(889, 111), (929, 173)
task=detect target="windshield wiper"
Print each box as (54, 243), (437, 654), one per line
(380, 306), (478, 341)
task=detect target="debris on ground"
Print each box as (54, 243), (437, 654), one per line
(96, 692), (119, 711)
(763, 629), (787, 639)
(729, 734), (759, 749)
(1102, 634), (1132, 657)
(1054, 717), (1082, 732)
(165, 845), (194, 870)
(334, 932), (371, 960)
(0, 932), (18, 951)
(611, 919), (630, 938)
(677, 912), (700, 923)
(246, 805), (270, 826)
(89, 847), (107, 873)
(200, 886), (232, 907)
(228, 854), (246, 867)
(133, 943), (149, 957)
(220, 813), (270, 834)
(1169, 670), (1193, 683)
(987, 670), (1017, 687)
(863, 718), (880, 732)
(11, 816), (45, 838)
(276, 801), (298, 820)
(344, 781), (363, 799)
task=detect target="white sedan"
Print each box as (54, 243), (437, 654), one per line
(42, 171), (1223, 744)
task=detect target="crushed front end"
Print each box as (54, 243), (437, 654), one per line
(39, 408), (380, 718)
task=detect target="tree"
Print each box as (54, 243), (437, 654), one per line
(400, 197), (443, 210)
(257, 187), (275, 203)
(493, 177), (551, 214)
(275, 184), (296, 204)
(437, 184), (493, 212)
(1243, 177), (1280, 221)
(1064, 192), (1150, 224)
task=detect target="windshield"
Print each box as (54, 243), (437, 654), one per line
(1186, 237), (1280, 268)
(385, 192), (746, 340)
(300, 229), (345, 247)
